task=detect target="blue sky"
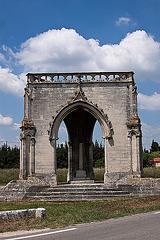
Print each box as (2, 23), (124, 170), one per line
(0, 0), (160, 150)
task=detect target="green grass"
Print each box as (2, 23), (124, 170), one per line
(57, 168), (68, 183)
(0, 169), (19, 185)
(0, 195), (160, 233)
(94, 168), (105, 182)
(1, 168), (160, 186)
(57, 168), (105, 183)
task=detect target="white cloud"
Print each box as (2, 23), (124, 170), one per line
(0, 28), (160, 96)
(138, 92), (160, 110)
(116, 17), (131, 26)
(0, 114), (13, 126)
(58, 126), (67, 135)
(142, 122), (160, 150)
(0, 53), (6, 62)
(15, 28), (160, 82)
(12, 123), (21, 130)
(0, 66), (25, 96)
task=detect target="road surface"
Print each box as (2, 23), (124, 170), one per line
(1, 211), (160, 240)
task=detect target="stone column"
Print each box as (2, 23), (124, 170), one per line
(104, 137), (108, 185)
(50, 138), (57, 174)
(136, 135), (141, 176)
(30, 137), (35, 175)
(128, 135), (133, 173)
(19, 136), (26, 179)
(132, 134), (137, 173)
(88, 141), (94, 179)
(49, 138), (57, 186)
(67, 141), (72, 182)
(79, 143), (83, 170)
(104, 138), (108, 174)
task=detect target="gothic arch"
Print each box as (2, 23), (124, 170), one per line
(48, 100), (113, 182)
(49, 100), (113, 142)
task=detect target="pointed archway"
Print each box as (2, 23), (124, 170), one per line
(48, 100), (113, 184)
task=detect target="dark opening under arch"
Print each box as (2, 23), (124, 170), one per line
(49, 100), (111, 183)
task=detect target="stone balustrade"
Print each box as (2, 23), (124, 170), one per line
(27, 71), (134, 83)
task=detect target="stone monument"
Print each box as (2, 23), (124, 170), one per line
(20, 72), (143, 186)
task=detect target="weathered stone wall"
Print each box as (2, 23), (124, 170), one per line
(20, 72), (142, 184)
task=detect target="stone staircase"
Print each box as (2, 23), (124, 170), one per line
(24, 184), (132, 201)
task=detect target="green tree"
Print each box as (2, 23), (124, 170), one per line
(93, 140), (104, 167)
(150, 140), (160, 152)
(56, 142), (68, 168)
(0, 143), (20, 169)
(142, 151), (150, 167)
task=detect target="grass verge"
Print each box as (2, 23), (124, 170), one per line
(143, 167), (160, 178)
(0, 195), (160, 233)
(1, 167), (160, 185)
(0, 169), (19, 185)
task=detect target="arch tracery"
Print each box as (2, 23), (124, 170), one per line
(48, 100), (113, 142)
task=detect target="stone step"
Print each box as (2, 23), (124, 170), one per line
(39, 187), (124, 192)
(27, 190), (129, 196)
(25, 193), (131, 201)
(28, 184), (112, 192)
(24, 184), (132, 200)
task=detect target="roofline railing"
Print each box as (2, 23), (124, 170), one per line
(27, 71), (134, 83)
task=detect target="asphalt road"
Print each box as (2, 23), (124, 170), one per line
(2, 211), (160, 240)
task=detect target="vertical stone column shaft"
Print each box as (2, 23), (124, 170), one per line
(79, 143), (83, 170)
(104, 138), (108, 173)
(51, 139), (57, 174)
(88, 142), (94, 178)
(67, 142), (72, 182)
(30, 138), (35, 175)
(20, 137), (26, 179)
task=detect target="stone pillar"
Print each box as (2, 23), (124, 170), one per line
(20, 121), (36, 179)
(79, 143), (83, 170)
(104, 138), (108, 173)
(128, 135), (133, 173)
(67, 141), (72, 182)
(136, 135), (141, 176)
(88, 141), (94, 179)
(76, 142), (86, 178)
(132, 134), (137, 173)
(20, 136), (26, 179)
(30, 138), (35, 175)
(50, 138), (57, 174)
(104, 137), (108, 184)
(129, 132), (141, 177)
(48, 138), (57, 186)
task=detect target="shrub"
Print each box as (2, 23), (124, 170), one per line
(57, 168), (68, 183)
(143, 167), (160, 178)
(94, 168), (104, 182)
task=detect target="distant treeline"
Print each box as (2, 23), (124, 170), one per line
(56, 140), (104, 168)
(0, 143), (19, 169)
(1, 139), (160, 169)
(0, 140), (104, 169)
(143, 140), (160, 167)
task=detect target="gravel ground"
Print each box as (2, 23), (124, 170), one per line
(0, 228), (51, 238)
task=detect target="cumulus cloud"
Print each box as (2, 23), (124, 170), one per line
(0, 114), (13, 126)
(142, 122), (160, 150)
(0, 28), (160, 96)
(0, 66), (25, 96)
(12, 123), (21, 130)
(15, 28), (160, 82)
(116, 17), (131, 26)
(138, 92), (160, 110)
